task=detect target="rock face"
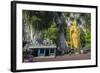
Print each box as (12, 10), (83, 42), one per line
(23, 11), (69, 54)
(55, 12), (68, 54)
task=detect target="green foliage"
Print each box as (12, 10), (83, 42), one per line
(84, 31), (91, 49)
(64, 12), (70, 17)
(43, 21), (59, 44)
(80, 13), (91, 32)
(80, 28), (86, 48)
(85, 31), (91, 43)
(65, 27), (70, 41)
(31, 16), (41, 22)
(65, 27), (70, 47)
(31, 15), (41, 30)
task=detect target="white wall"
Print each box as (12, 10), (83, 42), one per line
(0, 0), (99, 73)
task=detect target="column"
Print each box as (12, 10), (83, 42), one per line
(38, 49), (40, 57)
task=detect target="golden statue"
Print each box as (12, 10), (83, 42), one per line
(70, 19), (80, 53)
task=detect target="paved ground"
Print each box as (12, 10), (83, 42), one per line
(32, 53), (91, 62)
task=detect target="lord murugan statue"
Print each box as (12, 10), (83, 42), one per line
(70, 19), (80, 53)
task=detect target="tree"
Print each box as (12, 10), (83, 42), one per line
(54, 12), (68, 54)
